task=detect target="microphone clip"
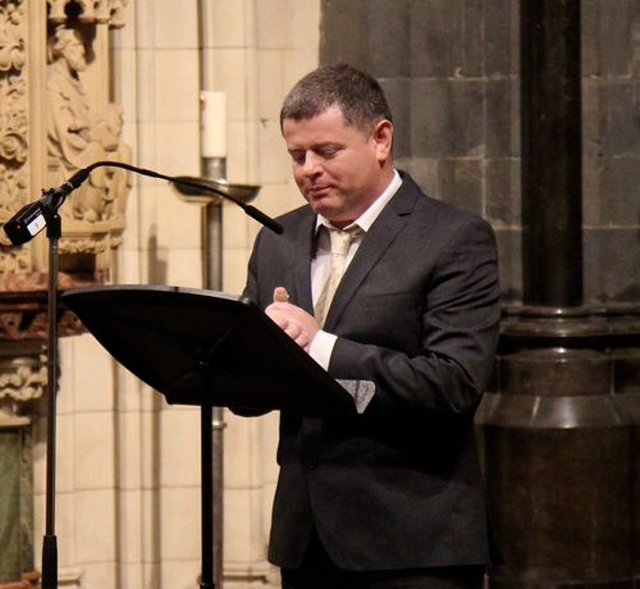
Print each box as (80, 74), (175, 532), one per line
(4, 187), (64, 246)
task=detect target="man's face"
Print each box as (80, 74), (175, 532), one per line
(63, 37), (87, 73)
(282, 105), (392, 227)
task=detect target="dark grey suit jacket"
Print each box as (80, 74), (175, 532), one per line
(242, 172), (501, 571)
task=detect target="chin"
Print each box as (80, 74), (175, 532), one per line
(311, 204), (336, 219)
(308, 200), (329, 215)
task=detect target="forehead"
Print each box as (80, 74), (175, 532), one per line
(65, 37), (84, 50)
(282, 106), (364, 147)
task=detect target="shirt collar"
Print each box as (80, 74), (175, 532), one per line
(315, 169), (402, 234)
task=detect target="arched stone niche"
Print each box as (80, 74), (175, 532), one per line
(0, 0), (131, 286)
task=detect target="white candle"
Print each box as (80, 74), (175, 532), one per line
(200, 90), (227, 158)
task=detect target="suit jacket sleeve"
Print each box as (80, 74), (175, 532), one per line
(329, 210), (501, 417)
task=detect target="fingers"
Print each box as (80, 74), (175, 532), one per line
(266, 286), (320, 350)
(266, 312), (311, 349)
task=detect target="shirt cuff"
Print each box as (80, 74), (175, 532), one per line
(308, 329), (337, 370)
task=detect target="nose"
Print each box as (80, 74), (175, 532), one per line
(301, 152), (322, 176)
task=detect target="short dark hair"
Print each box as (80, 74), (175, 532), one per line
(280, 63), (393, 133)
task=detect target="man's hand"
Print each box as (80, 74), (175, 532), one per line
(266, 287), (320, 351)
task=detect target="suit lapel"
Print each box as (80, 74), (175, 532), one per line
(290, 213), (316, 314)
(322, 181), (419, 330)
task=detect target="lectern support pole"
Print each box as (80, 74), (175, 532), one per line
(200, 394), (215, 588)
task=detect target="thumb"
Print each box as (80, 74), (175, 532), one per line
(273, 286), (290, 303)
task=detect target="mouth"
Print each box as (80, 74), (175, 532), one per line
(307, 185), (332, 199)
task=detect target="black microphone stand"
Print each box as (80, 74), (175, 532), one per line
(2, 161), (282, 589)
(40, 190), (64, 589)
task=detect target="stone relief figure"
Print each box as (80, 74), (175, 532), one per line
(47, 26), (131, 222)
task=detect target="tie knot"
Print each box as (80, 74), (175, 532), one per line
(327, 225), (362, 256)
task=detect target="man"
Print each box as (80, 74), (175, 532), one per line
(242, 63), (501, 588)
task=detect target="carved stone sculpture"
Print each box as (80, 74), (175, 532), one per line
(0, 349), (47, 413)
(47, 26), (131, 224)
(0, 1), (30, 273)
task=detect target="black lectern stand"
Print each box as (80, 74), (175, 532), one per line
(61, 285), (356, 589)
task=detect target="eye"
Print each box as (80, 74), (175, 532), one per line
(289, 150), (306, 165)
(317, 145), (340, 159)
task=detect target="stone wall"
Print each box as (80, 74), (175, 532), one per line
(320, 0), (640, 306)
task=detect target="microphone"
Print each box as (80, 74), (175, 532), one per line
(3, 161), (283, 245)
(4, 168), (91, 245)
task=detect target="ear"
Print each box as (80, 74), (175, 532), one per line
(372, 119), (393, 163)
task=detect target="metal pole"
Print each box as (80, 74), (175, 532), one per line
(198, 2), (226, 586)
(201, 157), (226, 589)
(42, 213), (61, 589)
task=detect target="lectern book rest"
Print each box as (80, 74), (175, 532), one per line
(61, 285), (356, 414)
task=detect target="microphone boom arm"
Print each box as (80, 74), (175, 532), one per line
(3, 160), (283, 245)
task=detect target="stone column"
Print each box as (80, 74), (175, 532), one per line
(520, 0), (583, 308)
(476, 1), (640, 587)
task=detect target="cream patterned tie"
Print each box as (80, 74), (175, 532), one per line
(314, 226), (361, 326)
